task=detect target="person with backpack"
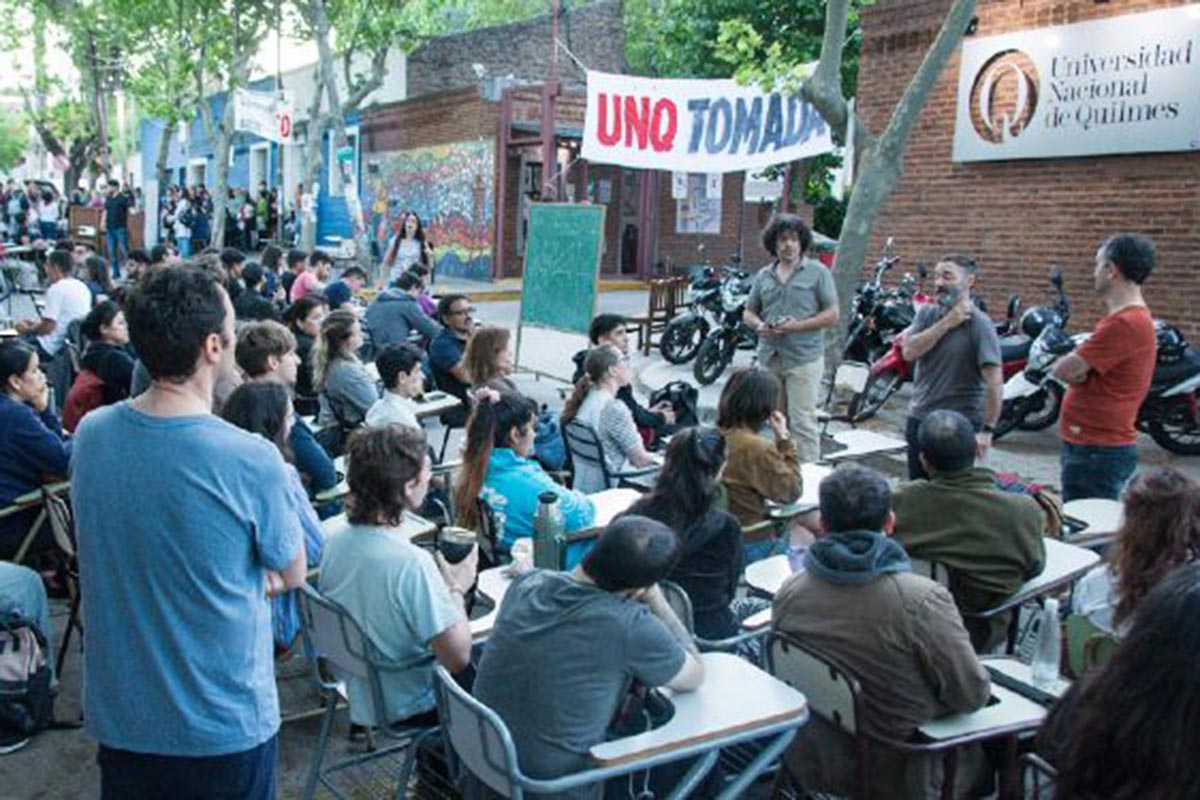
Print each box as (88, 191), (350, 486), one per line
(62, 302), (135, 433)
(173, 189), (195, 258)
(0, 561), (55, 754)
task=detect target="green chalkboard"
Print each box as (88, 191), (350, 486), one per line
(519, 203), (606, 335)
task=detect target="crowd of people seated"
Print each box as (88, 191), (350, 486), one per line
(3, 215), (1196, 800)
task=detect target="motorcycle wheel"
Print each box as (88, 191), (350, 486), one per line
(992, 398), (1025, 441)
(1148, 397), (1200, 455)
(1016, 382), (1063, 431)
(848, 369), (903, 422)
(693, 335), (733, 386)
(660, 318), (706, 364)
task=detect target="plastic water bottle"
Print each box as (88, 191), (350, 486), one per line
(533, 491), (564, 569)
(1031, 598), (1062, 689)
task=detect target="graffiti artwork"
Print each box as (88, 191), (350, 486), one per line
(364, 139), (495, 281)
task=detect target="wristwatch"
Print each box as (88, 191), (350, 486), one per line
(981, 424), (996, 434)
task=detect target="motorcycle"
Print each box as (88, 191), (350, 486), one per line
(996, 317), (1200, 454)
(842, 238), (917, 365)
(660, 259), (749, 365)
(692, 276), (759, 386)
(994, 267), (1076, 438)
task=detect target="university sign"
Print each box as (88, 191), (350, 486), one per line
(582, 71), (835, 173)
(953, 5), (1200, 162)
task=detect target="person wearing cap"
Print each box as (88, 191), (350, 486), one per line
(233, 263), (282, 322)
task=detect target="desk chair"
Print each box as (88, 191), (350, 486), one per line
(296, 585), (440, 800)
(1020, 752), (1057, 800)
(630, 276), (688, 356)
(434, 665), (716, 800)
(659, 580), (769, 662)
(563, 419), (659, 490)
(1064, 613), (1117, 679)
(767, 630), (1021, 800)
(475, 498), (505, 568)
(42, 488), (81, 677)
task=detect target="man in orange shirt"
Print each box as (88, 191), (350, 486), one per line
(1053, 234), (1156, 501)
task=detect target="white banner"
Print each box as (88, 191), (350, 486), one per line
(233, 89), (295, 145)
(953, 5), (1200, 162)
(582, 70), (834, 173)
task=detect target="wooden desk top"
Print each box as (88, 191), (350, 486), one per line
(918, 658), (1049, 741)
(589, 488), (641, 529)
(412, 391), (463, 419)
(741, 606), (773, 631)
(470, 566), (514, 642)
(822, 429), (907, 462)
(589, 652), (808, 766)
(766, 463), (833, 518)
(744, 555), (793, 598)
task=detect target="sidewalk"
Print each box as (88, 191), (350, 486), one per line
(427, 277), (649, 304)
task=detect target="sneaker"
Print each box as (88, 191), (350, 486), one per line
(0, 732), (30, 755)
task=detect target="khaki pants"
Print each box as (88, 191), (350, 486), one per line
(771, 356), (824, 463)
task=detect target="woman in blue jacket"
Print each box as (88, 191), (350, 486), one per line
(0, 341), (72, 558)
(454, 389), (594, 563)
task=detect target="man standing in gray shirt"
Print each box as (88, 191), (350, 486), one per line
(900, 255), (1002, 479)
(744, 214), (839, 462)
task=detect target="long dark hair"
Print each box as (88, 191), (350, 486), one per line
(384, 211), (430, 268)
(717, 366), (780, 430)
(454, 391), (538, 531)
(221, 382), (293, 462)
(0, 341), (35, 395)
(628, 427), (726, 534)
(1111, 468), (1200, 626)
(1039, 563), (1200, 800)
(561, 344), (622, 425)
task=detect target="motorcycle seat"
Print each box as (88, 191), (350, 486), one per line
(999, 334), (1032, 362)
(1152, 346), (1200, 388)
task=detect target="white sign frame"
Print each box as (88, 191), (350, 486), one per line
(953, 5), (1200, 162)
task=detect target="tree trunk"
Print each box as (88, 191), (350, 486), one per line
(307, 0), (373, 275)
(155, 122), (173, 195)
(299, 116), (326, 252)
(805, 0), (978, 364)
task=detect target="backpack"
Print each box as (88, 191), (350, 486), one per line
(0, 613), (54, 739)
(62, 369), (106, 433)
(648, 380), (700, 428)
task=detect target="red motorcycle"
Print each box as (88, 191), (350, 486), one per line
(848, 295), (1029, 422)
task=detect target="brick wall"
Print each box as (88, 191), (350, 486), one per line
(858, 0), (1200, 337)
(407, 0), (625, 98)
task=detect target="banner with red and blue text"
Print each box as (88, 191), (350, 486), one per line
(582, 70), (835, 173)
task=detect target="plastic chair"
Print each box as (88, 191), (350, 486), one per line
(42, 487), (81, 677)
(659, 580), (769, 662)
(563, 419), (659, 490)
(296, 585), (440, 800)
(1064, 613), (1117, 678)
(433, 665), (716, 799)
(767, 630), (1008, 800)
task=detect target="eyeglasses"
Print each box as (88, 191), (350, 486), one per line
(448, 307), (476, 317)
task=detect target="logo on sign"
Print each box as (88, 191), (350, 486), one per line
(969, 49), (1040, 143)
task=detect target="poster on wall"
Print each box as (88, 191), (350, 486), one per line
(676, 174), (721, 234)
(361, 139), (495, 281)
(583, 70), (835, 173)
(953, 5), (1200, 162)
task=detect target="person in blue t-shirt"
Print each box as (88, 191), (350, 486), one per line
(72, 267), (306, 799)
(454, 389), (595, 563)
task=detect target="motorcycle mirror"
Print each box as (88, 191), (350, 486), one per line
(1050, 264), (1063, 287)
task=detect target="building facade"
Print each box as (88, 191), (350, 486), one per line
(857, 0), (1200, 336)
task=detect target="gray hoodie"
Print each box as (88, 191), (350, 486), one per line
(364, 290), (442, 351)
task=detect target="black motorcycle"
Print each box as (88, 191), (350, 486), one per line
(842, 240), (911, 364)
(660, 261), (748, 365)
(692, 277), (758, 386)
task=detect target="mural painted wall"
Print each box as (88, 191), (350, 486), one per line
(364, 139), (495, 281)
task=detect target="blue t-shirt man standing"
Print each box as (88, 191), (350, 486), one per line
(72, 268), (306, 799)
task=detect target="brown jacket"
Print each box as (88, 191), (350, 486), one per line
(774, 546), (992, 798)
(719, 426), (800, 538)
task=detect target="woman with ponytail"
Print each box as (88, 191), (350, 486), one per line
(560, 344), (656, 493)
(455, 389), (595, 559)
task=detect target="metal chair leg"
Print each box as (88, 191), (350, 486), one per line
(55, 592), (81, 677)
(438, 426), (453, 463)
(302, 693), (340, 800)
